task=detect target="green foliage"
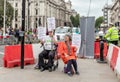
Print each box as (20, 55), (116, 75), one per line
(0, 0), (14, 27)
(70, 15), (75, 26)
(95, 16), (104, 29)
(70, 14), (80, 27)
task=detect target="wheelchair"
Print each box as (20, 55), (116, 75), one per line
(36, 44), (60, 71)
(43, 49), (59, 71)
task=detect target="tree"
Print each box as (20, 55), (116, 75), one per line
(70, 15), (75, 26)
(75, 14), (80, 27)
(0, 0), (14, 28)
(95, 16), (104, 29)
(70, 14), (80, 27)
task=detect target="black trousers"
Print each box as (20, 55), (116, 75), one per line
(110, 41), (118, 45)
(67, 59), (78, 73)
(38, 50), (55, 69)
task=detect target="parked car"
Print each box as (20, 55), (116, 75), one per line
(55, 26), (72, 41)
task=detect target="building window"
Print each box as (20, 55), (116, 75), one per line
(15, 24), (17, 28)
(16, 3), (18, 7)
(15, 18), (17, 21)
(38, 18), (41, 25)
(36, 9), (38, 15)
(36, 3), (38, 6)
(36, 18), (37, 21)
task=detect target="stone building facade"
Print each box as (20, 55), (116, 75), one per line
(105, 0), (120, 27)
(8, 0), (73, 30)
(110, 0), (120, 25)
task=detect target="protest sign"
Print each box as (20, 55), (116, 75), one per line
(37, 27), (46, 40)
(47, 17), (56, 31)
(72, 34), (81, 54)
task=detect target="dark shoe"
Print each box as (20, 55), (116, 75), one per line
(67, 72), (73, 76)
(40, 67), (45, 72)
(48, 68), (52, 72)
(76, 71), (80, 75)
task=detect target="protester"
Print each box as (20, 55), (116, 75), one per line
(35, 30), (57, 72)
(14, 27), (20, 44)
(60, 34), (79, 76)
(9, 27), (14, 35)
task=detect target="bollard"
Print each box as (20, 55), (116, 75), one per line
(97, 36), (107, 63)
(100, 40), (104, 61)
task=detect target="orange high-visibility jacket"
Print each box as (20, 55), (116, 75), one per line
(58, 42), (77, 64)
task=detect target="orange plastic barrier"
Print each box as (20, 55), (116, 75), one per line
(110, 46), (119, 70)
(103, 42), (108, 57)
(94, 41), (108, 59)
(94, 41), (100, 58)
(3, 44), (34, 68)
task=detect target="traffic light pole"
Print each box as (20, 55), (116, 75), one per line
(21, 0), (26, 69)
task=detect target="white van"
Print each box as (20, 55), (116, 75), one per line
(55, 26), (72, 41)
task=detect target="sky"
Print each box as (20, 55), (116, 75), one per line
(65, 0), (112, 18)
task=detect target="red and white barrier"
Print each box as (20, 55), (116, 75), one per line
(107, 44), (120, 77)
(3, 43), (58, 68)
(94, 41), (108, 59)
(115, 52), (120, 76)
(32, 44), (43, 59)
(3, 43), (43, 68)
(106, 44), (114, 62)
(3, 44), (35, 68)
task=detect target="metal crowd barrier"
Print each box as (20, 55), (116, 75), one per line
(0, 34), (39, 45)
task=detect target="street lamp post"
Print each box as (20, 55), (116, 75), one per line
(21, 0), (26, 69)
(27, 0), (30, 32)
(3, 0), (6, 34)
(45, 0), (47, 27)
(13, 0), (16, 28)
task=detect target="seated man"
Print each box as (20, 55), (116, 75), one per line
(35, 31), (57, 72)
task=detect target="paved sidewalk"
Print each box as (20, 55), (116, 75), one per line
(0, 54), (3, 67)
(0, 59), (119, 82)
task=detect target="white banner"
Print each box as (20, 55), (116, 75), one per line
(72, 34), (81, 54)
(37, 27), (46, 40)
(47, 17), (56, 31)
